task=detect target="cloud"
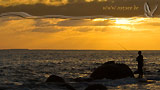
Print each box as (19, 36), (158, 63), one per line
(0, 0), (68, 6)
(0, 0), (109, 6)
(57, 19), (112, 26)
(32, 26), (66, 33)
(34, 19), (56, 27)
(0, 17), (67, 33)
(0, 0), (159, 18)
(142, 18), (160, 26)
(0, 18), (35, 32)
(1, 16), (160, 50)
(0, 0), (147, 17)
(1, 16), (160, 34)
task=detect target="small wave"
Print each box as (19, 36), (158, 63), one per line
(90, 77), (137, 87)
(68, 77), (137, 87)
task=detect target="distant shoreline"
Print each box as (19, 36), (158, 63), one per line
(0, 49), (160, 51)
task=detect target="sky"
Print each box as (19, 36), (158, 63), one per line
(0, 0), (160, 50)
(0, 0), (158, 17)
(0, 17), (160, 50)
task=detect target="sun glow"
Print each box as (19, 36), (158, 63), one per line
(92, 18), (107, 21)
(113, 26), (136, 31)
(114, 19), (131, 24)
(92, 18), (141, 25)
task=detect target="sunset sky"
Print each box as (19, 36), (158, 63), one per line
(0, 17), (160, 50)
(0, 0), (160, 50)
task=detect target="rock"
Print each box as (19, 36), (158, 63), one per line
(64, 84), (76, 90)
(46, 75), (75, 90)
(134, 70), (139, 74)
(90, 61), (134, 80)
(85, 84), (107, 90)
(45, 75), (75, 90)
(74, 77), (93, 82)
(46, 75), (65, 83)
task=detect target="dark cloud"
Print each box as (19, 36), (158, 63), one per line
(0, 0), (156, 17)
(75, 27), (94, 32)
(67, 0), (85, 3)
(34, 19), (56, 27)
(57, 19), (112, 26)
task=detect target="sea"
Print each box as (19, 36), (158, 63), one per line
(0, 50), (160, 90)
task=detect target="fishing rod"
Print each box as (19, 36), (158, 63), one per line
(117, 43), (135, 56)
(117, 42), (148, 78)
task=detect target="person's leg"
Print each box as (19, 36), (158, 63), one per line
(139, 74), (143, 78)
(138, 67), (143, 78)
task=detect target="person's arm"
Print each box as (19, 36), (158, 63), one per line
(142, 55), (144, 66)
(136, 56), (138, 61)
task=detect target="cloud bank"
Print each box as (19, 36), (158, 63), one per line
(0, 0), (158, 17)
(0, 0), (109, 6)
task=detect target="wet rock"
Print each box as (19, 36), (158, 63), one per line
(46, 75), (65, 83)
(134, 70), (139, 74)
(90, 61), (134, 80)
(45, 75), (75, 90)
(74, 77), (93, 82)
(64, 84), (76, 90)
(85, 84), (107, 90)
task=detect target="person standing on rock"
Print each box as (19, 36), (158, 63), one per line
(136, 51), (144, 78)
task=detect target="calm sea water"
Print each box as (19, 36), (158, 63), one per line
(0, 50), (160, 90)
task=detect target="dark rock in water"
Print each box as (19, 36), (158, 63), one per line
(85, 84), (107, 90)
(46, 75), (65, 83)
(90, 61), (134, 80)
(134, 70), (139, 74)
(0, 87), (8, 90)
(64, 84), (76, 90)
(74, 77), (93, 82)
(46, 75), (75, 90)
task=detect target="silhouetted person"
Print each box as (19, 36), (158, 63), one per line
(136, 51), (144, 78)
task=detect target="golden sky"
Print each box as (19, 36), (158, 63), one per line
(0, 17), (160, 50)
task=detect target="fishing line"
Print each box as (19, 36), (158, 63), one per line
(116, 42), (147, 78)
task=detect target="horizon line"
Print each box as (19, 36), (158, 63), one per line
(1, 49), (160, 51)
